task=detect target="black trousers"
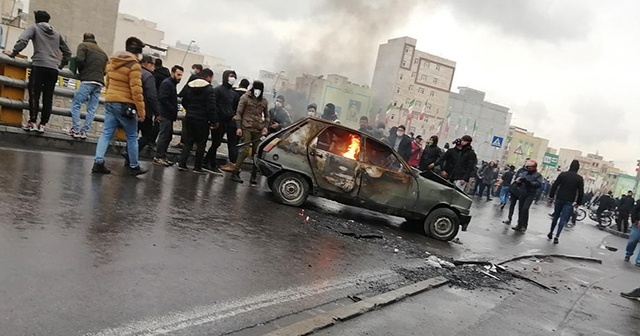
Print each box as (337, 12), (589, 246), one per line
(204, 119), (239, 166)
(28, 66), (58, 124)
(618, 211), (630, 233)
(155, 118), (173, 159)
(179, 118), (209, 169)
(508, 193), (519, 222)
(517, 194), (536, 229)
(138, 116), (156, 149)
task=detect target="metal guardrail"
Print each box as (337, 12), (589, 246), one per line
(0, 53), (191, 136)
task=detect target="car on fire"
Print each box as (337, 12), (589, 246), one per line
(254, 117), (473, 241)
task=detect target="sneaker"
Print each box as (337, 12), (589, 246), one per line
(512, 226), (524, 232)
(23, 121), (35, 131)
(553, 237), (559, 244)
(171, 143), (184, 149)
(502, 220), (511, 225)
(193, 168), (207, 175)
(36, 124), (45, 133)
(547, 233), (553, 240)
(203, 166), (224, 176)
(220, 162), (236, 172)
(91, 162), (111, 174)
(67, 128), (80, 138)
(177, 165), (188, 171)
(621, 288), (640, 301)
(129, 166), (147, 176)
(79, 130), (87, 139)
(624, 256), (630, 261)
(230, 171), (243, 183)
(153, 158), (172, 167)
(250, 176), (258, 186)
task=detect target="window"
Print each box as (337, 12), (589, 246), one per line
(396, 87), (401, 93)
(414, 58), (419, 64)
(423, 62), (429, 68)
(427, 103), (432, 110)
(421, 74), (427, 81)
(399, 74), (404, 80)
(416, 101), (422, 107)
(402, 60), (407, 67)
(405, 47), (410, 53)
(315, 127), (361, 161)
(393, 101), (397, 106)
(418, 87), (425, 94)
(409, 85), (414, 91)
(430, 90), (435, 97)
(432, 78), (438, 84)
(436, 64), (441, 71)
(411, 72), (416, 78)
(364, 139), (404, 172)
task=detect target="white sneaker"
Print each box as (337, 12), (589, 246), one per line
(23, 121), (35, 131)
(37, 124), (45, 133)
(79, 130), (87, 139)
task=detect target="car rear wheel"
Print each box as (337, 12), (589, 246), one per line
(424, 208), (460, 241)
(272, 172), (310, 207)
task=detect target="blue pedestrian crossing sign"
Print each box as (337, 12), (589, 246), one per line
(491, 136), (503, 148)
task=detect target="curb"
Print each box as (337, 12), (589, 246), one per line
(602, 227), (630, 239)
(264, 276), (449, 336)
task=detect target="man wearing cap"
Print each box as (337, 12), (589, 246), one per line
(4, 10), (72, 133)
(68, 33), (108, 139)
(512, 160), (543, 232)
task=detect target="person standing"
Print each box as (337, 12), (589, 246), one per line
(203, 70), (239, 175)
(617, 191), (635, 234)
(387, 125), (412, 162)
(407, 136), (423, 168)
(499, 165), (516, 210)
(153, 58), (170, 90)
(503, 159), (530, 225)
(512, 160), (543, 232)
(547, 160), (584, 244)
(4, 10), (71, 133)
(177, 68), (216, 174)
(307, 103), (318, 117)
(624, 198), (640, 266)
(358, 116), (375, 136)
(68, 33), (108, 139)
(268, 94), (292, 134)
(419, 135), (442, 171)
(230, 81), (269, 186)
(478, 161), (498, 201)
(321, 103), (338, 122)
(433, 138), (461, 181)
(153, 65), (183, 166)
(174, 64), (204, 149)
(448, 135), (477, 189)
(91, 36), (146, 176)
(133, 55), (161, 154)
(596, 191), (616, 229)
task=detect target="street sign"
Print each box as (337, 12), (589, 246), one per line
(542, 153), (559, 167)
(514, 146), (524, 155)
(491, 136), (503, 148)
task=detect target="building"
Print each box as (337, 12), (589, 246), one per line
(371, 36), (456, 138)
(113, 13), (164, 54)
(502, 126), (549, 168)
(441, 87), (511, 162)
(29, 0), (120, 55)
(295, 74), (373, 129)
(258, 70), (292, 99)
(557, 149), (623, 193)
(175, 40), (199, 53)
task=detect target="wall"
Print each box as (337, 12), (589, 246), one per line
(113, 13), (164, 54)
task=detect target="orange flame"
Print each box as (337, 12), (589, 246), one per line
(342, 134), (361, 160)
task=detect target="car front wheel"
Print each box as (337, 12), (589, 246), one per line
(424, 208), (460, 241)
(272, 172), (310, 207)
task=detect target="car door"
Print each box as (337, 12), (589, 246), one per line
(308, 126), (362, 195)
(357, 138), (420, 211)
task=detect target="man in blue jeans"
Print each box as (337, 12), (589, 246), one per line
(69, 33), (108, 139)
(548, 160), (584, 244)
(625, 198), (640, 266)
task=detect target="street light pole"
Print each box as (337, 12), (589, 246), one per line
(180, 40), (195, 66)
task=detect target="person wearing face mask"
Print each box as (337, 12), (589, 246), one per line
(511, 159), (544, 232)
(387, 125), (412, 162)
(420, 135), (443, 171)
(321, 103), (339, 122)
(202, 70), (240, 175)
(231, 81), (269, 185)
(268, 95), (292, 134)
(307, 103), (318, 118)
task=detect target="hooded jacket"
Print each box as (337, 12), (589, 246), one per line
(153, 67), (171, 90)
(321, 103), (338, 122)
(480, 164), (498, 184)
(141, 67), (160, 119)
(182, 78), (216, 124)
(11, 22), (71, 70)
(213, 70), (239, 122)
(549, 160), (585, 204)
(450, 144), (478, 182)
(418, 136), (443, 170)
(76, 37), (108, 84)
(514, 168), (544, 196)
(158, 76), (179, 121)
(234, 82), (269, 132)
(104, 52), (145, 119)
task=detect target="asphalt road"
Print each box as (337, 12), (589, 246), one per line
(0, 146), (635, 336)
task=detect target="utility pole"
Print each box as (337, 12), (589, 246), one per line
(180, 40), (195, 66)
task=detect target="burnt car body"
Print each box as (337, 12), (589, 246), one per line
(254, 117), (473, 241)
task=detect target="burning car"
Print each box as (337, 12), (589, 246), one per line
(254, 118), (472, 241)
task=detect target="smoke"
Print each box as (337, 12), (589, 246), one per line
(277, 0), (420, 85)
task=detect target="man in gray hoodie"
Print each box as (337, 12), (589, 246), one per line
(4, 10), (71, 133)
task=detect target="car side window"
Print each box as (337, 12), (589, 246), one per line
(364, 139), (405, 172)
(316, 127), (361, 160)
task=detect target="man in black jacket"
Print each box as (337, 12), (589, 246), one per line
(153, 65), (183, 166)
(547, 160), (584, 243)
(153, 58), (170, 90)
(137, 56), (161, 151)
(203, 70), (239, 175)
(597, 191), (616, 228)
(269, 95), (292, 134)
(618, 191), (635, 233)
(177, 68), (216, 174)
(419, 135), (442, 171)
(174, 64), (204, 149)
(387, 125), (412, 162)
(69, 33), (108, 139)
(499, 165), (516, 210)
(450, 135), (477, 189)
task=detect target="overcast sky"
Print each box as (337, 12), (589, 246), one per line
(27, 0), (640, 173)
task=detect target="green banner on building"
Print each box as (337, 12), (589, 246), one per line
(542, 153), (559, 167)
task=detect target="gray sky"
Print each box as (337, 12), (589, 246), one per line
(27, 0), (640, 173)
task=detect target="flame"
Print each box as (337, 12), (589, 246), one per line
(342, 134), (361, 160)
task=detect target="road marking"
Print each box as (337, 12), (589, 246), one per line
(83, 265), (416, 336)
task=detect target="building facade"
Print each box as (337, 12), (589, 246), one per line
(502, 126), (549, 167)
(113, 13), (164, 54)
(440, 87), (511, 162)
(29, 0), (120, 55)
(371, 36), (456, 138)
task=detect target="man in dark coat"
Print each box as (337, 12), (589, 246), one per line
(387, 125), (412, 162)
(548, 160), (584, 243)
(153, 58), (170, 90)
(153, 65), (184, 166)
(618, 191), (635, 233)
(449, 135), (477, 189)
(419, 135), (442, 171)
(268, 94), (292, 134)
(512, 160), (544, 232)
(597, 191), (616, 228)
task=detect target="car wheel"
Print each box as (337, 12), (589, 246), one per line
(272, 172), (310, 207)
(424, 208), (460, 241)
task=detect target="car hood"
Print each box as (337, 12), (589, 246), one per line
(416, 169), (472, 211)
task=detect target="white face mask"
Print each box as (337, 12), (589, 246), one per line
(397, 131), (404, 137)
(275, 101), (283, 108)
(228, 77), (236, 86)
(137, 54), (143, 61)
(254, 89), (261, 98)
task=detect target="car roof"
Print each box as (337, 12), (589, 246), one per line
(304, 117), (390, 147)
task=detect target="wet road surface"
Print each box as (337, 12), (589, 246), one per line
(0, 147), (630, 335)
